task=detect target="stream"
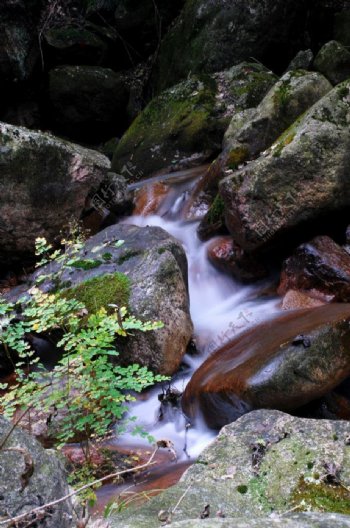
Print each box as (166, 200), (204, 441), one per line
(94, 166), (280, 511)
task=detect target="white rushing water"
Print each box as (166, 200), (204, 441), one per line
(116, 174), (280, 462)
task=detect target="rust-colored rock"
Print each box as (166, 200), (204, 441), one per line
(182, 304), (350, 429)
(278, 236), (350, 302)
(281, 289), (326, 310)
(134, 182), (170, 216)
(207, 236), (268, 282)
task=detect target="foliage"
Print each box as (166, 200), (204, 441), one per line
(0, 288), (165, 446)
(0, 235), (167, 475)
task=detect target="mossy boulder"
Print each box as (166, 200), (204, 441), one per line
(192, 70), (331, 231)
(223, 70), (332, 165)
(112, 64), (276, 179)
(0, 415), (73, 527)
(219, 80), (350, 254)
(0, 121), (110, 265)
(12, 223), (193, 375)
(314, 41), (350, 85)
(152, 0), (317, 93)
(286, 50), (314, 72)
(48, 65), (129, 141)
(109, 410), (350, 527)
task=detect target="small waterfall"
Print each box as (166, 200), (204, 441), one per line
(114, 167), (279, 460)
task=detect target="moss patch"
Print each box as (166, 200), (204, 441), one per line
(116, 250), (141, 266)
(228, 65), (277, 111)
(227, 146), (249, 169)
(62, 273), (130, 313)
(112, 75), (217, 176)
(291, 477), (350, 514)
(206, 194), (225, 226)
(71, 258), (102, 270)
(271, 112), (306, 158)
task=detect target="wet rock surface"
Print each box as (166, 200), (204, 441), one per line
(278, 236), (350, 302)
(109, 410), (350, 527)
(281, 290), (326, 311)
(207, 236), (268, 282)
(182, 304), (350, 428)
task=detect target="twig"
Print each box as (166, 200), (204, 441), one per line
(0, 447), (159, 526)
(0, 406), (34, 451)
(171, 482), (192, 514)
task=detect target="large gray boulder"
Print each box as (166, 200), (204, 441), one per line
(314, 41), (350, 86)
(8, 223), (193, 376)
(220, 80), (350, 253)
(109, 410), (350, 527)
(182, 304), (350, 428)
(112, 63), (276, 179)
(0, 415), (73, 527)
(223, 70), (332, 165)
(0, 122), (110, 264)
(152, 0), (318, 92)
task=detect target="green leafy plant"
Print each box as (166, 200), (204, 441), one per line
(1, 288), (165, 445)
(0, 234), (168, 502)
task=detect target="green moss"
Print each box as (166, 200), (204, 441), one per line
(226, 146), (249, 169)
(112, 75), (217, 175)
(205, 194), (225, 226)
(71, 259), (102, 270)
(273, 81), (291, 110)
(271, 112), (306, 158)
(117, 76), (215, 149)
(291, 477), (350, 514)
(61, 273), (130, 313)
(247, 475), (272, 512)
(337, 84), (350, 99)
(228, 66), (277, 110)
(102, 252), (113, 261)
(116, 250), (141, 265)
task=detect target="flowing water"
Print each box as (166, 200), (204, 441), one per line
(94, 167), (281, 509)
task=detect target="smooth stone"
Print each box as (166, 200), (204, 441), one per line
(182, 304), (350, 428)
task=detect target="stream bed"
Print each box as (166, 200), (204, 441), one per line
(94, 167), (280, 511)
